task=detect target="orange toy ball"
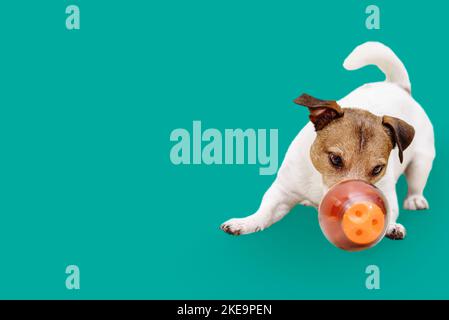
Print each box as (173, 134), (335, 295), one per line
(318, 180), (389, 251)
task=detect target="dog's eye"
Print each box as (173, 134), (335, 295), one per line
(329, 153), (343, 168)
(371, 165), (384, 176)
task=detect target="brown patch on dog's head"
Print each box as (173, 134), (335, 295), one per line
(294, 93), (415, 188)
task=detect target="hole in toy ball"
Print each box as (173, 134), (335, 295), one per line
(356, 229), (363, 236)
(372, 219), (378, 226)
(355, 210), (362, 217)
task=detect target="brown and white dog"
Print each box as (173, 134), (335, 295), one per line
(221, 42), (435, 240)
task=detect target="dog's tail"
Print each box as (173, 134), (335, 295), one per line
(343, 42), (411, 94)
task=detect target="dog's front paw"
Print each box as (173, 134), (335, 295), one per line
(385, 223), (406, 240)
(403, 195), (429, 211)
(220, 217), (263, 236)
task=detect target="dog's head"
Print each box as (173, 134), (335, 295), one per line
(294, 93), (415, 188)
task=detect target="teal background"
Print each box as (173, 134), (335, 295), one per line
(0, 1), (447, 299)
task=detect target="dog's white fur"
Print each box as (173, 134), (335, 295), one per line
(221, 42), (435, 239)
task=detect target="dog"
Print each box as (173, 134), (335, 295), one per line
(220, 42), (435, 240)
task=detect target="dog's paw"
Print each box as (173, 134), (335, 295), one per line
(403, 195), (429, 211)
(220, 217), (263, 236)
(385, 223), (406, 240)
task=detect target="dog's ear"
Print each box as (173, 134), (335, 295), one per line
(294, 93), (344, 130)
(382, 115), (415, 163)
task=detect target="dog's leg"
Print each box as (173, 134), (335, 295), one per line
(220, 180), (300, 236)
(403, 156), (433, 210)
(379, 179), (406, 240)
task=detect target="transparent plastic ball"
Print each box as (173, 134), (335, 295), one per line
(318, 180), (389, 251)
